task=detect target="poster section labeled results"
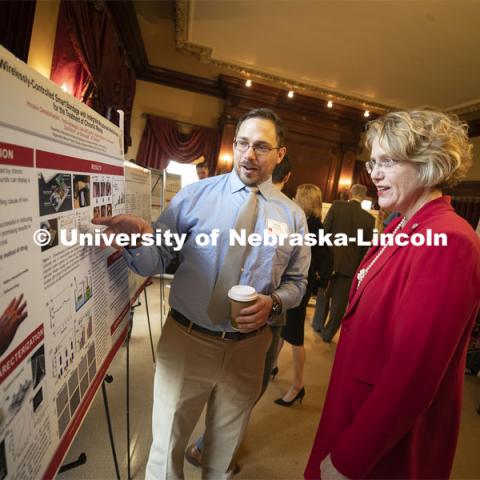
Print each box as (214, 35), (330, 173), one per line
(124, 161), (151, 300)
(0, 46), (130, 479)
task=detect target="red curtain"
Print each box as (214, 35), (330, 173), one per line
(50, 1), (136, 150)
(137, 115), (219, 171)
(0, 0), (36, 62)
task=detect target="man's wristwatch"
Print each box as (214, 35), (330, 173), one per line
(270, 293), (282, 316)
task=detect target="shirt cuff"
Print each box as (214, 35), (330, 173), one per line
(123, 244), (150, 263)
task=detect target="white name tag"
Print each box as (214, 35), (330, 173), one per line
(266, 218), (289, 235)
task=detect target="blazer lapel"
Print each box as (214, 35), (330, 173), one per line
(344, 222), (405, 317)
(344, 196), (453, 318)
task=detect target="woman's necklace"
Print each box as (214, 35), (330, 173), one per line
(356, 217), (406, 290)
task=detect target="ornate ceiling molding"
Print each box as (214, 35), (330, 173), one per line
(175, 0), (393, 114)
(449, 102), (480, 116)
(175, 0), (480, 117)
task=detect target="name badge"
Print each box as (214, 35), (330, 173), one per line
(266, 218), (289, 236)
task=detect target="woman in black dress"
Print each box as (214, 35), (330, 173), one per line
(275, 184), (330, 406)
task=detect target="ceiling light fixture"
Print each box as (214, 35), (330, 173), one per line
(245, 79), (252, 87)
(364, 110), (370, 118)
(287, 90), (294, 98)
(327, 100), (333, 108)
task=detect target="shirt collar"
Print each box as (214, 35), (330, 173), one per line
(228, 168), (276, 200)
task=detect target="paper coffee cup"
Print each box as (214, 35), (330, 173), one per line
(228, 285), (257, 330)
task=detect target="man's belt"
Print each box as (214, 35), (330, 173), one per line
(171, 309), (265, 341)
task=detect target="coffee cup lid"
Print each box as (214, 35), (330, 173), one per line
(228, 285), (257, 302)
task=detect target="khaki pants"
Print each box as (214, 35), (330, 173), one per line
(145, 314), (272, 480)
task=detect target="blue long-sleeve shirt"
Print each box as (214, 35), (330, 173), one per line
(124, 169), (310, 332)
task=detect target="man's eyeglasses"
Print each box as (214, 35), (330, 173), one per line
(233, 139), (280, 156)
(365, 158), (400, 175)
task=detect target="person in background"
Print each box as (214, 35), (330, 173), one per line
(94, 108), (309, 480)
(274, 184), (331, 407)
(271, 153), (292, 191)
(196, 161), (209, 180)
(305, 110), (480, 479)
(185, 155), (294, 470)
(311, 184), (374, 342)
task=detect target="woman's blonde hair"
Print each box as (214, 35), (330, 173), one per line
(365, 110), (473, 188)
(295, 184), (323, 219)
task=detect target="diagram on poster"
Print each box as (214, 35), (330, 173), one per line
(0, 45), (132, 479)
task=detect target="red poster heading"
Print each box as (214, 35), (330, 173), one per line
(0, 324), (44, 384)
(36, 150), (124, 176)
(0, 141), (34, 167)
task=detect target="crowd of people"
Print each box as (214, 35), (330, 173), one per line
(93, 107), (480, 479)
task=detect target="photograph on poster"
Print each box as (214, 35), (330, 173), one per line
(32, 388), (43, 413)
(68, 369), (80, 416)
(39, 219), (58, 252)
(93, 206), (100, 218)
(55, 383), (69, 437)
(0, 295), (28, 357)
(100, 182), (106, 197)
(106, 182), (111, 196)
(100, 205), (106, 217)
(38, 173), (72, 216)
(58, 406), (70, 437)
(92, 182), (100, 198)
(73, 175), (90, 209)
(0, 440), (7, 480)
(106, 204), (112, 217)
(31, 345), (46, 389)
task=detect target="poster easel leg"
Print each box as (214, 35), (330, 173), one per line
(102, 375), (121, 480)
(143, 282), (155, 363)
(126, 311), (132, 480)
(58, 452), (87, 473)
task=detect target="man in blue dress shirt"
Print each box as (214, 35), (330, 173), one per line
(93, 108), (309, 479)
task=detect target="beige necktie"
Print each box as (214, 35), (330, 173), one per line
(207, 186), (259, 325)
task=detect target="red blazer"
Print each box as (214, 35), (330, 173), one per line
(305, 196), (480, 479)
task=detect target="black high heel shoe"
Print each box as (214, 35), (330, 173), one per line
(271, 366), (279, 380)
(274, 387), (305, 407)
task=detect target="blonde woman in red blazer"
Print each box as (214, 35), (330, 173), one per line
(305, 110), (480, 480)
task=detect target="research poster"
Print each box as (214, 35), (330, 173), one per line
(151, 170), (181, 222)
(124, 161), (152, 299)
(0, 46), (131, 479)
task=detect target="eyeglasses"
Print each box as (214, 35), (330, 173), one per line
(233, 139), (281, 156)
(365, 158), (400, 175)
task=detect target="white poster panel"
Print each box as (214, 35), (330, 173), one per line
(0, 46), (130, 479)
(124, 161), (151, 300)
(150, 170), (181, 222)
